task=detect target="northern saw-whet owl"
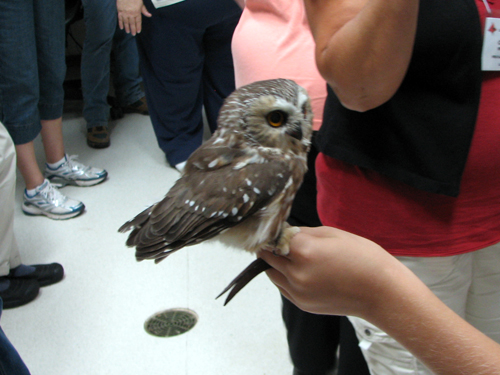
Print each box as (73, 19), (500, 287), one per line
(119, 79), (313, 304)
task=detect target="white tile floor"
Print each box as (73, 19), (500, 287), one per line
(2, 106), (293, 374)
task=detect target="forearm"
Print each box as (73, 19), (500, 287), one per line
(369, 263), (500, 375)
(303, 0), (419, 111)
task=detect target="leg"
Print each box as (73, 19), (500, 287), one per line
(348, 254), (472, 375)
(111, 26), (144, 108)
(0, 122), (40, 308)
(15, 142), (44, 190)
(337, 317), (371, 375)
(0, 0), (41, 146)
(80, 0), (115, 129)
(282, 296), (340, 375)
(0, 123), (22, 276)
(137, 0), (206, 166)
(40, 118), (65, 165)
(0, 299), (31, 374)
(34, 0), (66, 124)
(14, 0), (66, 189)
(466, 243), (500, 343)
(202, 4), (241, 132)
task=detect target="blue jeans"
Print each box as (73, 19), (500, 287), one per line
(0, 0), (66, 145)
(0, 299), (31, 375)
(81, 0), (144, 129)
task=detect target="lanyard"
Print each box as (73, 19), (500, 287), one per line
(483, 0), (492, 14)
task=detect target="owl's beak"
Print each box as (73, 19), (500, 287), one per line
(286, 123), (303, 141)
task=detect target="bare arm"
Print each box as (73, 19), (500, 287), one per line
(116, 0), (152, 36)
(260, 227), (500, 375)
(303, 0), (419, 111)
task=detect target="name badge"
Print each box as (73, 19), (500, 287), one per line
(482, 17), (500, 71)
(151, 0), (185, 9)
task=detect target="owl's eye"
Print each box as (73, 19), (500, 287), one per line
(266, 110), (287, 127)
(302, 104), (308, 117)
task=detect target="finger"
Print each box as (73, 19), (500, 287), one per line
(264, 266), (289, 290)
(259, 251), (290, 272)
(123, 19), (131, 34)
(130, 21), (138, 36)
(142, 5), (152, 17)
(118, 16), (124, 30)
(264, 266), (297, 304)
(135, 18), (142, 34)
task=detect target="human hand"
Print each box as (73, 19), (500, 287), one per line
(259, 226), (404, 318)
(117, 0), (152, 35)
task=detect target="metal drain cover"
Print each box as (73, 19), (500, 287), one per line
(144, 308), (198, 337)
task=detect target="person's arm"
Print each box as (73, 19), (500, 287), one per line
(116, 0), (152, 36)
(302, 0), (418, 111)
(259, 227), (500, 375)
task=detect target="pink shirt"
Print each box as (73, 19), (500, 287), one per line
(231, 0), (326, 131)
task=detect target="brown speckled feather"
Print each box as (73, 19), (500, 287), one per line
(119, 78), (313, 304)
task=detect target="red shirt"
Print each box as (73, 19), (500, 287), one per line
(316, 0), (500, 257)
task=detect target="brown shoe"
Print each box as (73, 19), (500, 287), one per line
(87, 126), (110, 148)
(123, 96), (149, 115)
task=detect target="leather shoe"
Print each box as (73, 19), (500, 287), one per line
(8, 263), (64, 287)
(0, 278), (40, 309)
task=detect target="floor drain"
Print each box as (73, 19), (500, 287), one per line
(144, 308), (198, 338)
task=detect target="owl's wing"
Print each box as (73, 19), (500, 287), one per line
(120, 146), (293, 263)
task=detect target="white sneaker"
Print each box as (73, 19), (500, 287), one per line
(22, 179), (84, 220)
(45, 154), (108, 187)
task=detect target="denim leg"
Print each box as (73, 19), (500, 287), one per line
(111, 27), (144, 107)
(81, 0), (116, 129)
(34, 0), (66, 120)
(0, 299), (31, 375)
(0, 0), (41, 145)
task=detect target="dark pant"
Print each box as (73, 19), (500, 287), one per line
(337, 317), (371, 375)
(137, 0), (241, 166)
(0, 298), (31, 375)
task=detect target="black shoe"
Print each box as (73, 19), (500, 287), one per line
(8, 263), (64, 287)
(0, 278), (40, 309)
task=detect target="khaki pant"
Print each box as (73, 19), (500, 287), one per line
(349, 244), (500, 375)
(0, 122), (22, 276)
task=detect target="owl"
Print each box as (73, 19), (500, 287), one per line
(119, 79), (313, 304)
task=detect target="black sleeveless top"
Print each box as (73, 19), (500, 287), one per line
(317, 0), (482, 197)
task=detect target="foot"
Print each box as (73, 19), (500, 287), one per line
(45, 154), (108, 187)
(22, 179), (84, 220)
(262, 225), (301, 256)
(87, 126), (110, 149)
(8, 263), (64, 287)
(0, 278), (39, 309)
(122, 96), (148, 115)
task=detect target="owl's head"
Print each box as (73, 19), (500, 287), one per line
(217, 79), (313, 155)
